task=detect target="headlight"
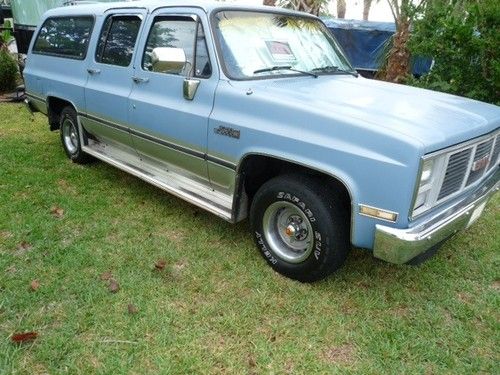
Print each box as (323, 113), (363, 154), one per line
(412, 155), (447, 215)
(419, 159), (434, 186)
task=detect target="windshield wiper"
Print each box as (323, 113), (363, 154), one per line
(253, 65), (318, 78)
(310, 65), (359, 77)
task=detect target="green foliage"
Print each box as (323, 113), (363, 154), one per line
(1, 19), (13, 46)
(408, 0), (500, 104)
(0, 49), (18, 92)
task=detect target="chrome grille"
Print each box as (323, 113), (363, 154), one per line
(466, 139), (494, 186)
(488, 134), (500, 171)
(413, 129), (499, 218)
(436, 130), (499, 203)
(437, 148), (472, 200)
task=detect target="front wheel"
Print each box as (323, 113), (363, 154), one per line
(250, 174), (350, 282)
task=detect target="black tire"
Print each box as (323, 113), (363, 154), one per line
(59, 106), (93, 164)
(250, 174), (350, 282)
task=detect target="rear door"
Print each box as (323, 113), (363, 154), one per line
(127, 7), (217, 183)
(82, 8), (146, 151)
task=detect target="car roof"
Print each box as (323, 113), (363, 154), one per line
(43, 0), (315, 18)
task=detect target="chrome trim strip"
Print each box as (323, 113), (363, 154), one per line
(26, 92), (46, 103)
(484, 135), (497, 171)
(78, 113), (237, 171)
(424, 128), (500, 159)
(375, 169), (499, 264)
(358, 204), (398, 223)
(408, 157), (424, 220)
(81, 143), (234, 222)
(129, 128), (206, 159)
(206, 154), (237, 170)
(80, 113), (129, 133)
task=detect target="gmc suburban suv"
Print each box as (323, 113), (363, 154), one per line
(24, 0), (500, 281)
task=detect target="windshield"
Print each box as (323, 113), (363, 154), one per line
(213, 10), (355, 80)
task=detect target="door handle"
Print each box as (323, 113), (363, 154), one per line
(87, 68), (101, 75)
(132, 77), (149, 84)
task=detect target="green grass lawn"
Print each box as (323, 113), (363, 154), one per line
(0, 102), (499, 374)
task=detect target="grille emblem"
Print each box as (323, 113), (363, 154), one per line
(471, 155), (490, 172)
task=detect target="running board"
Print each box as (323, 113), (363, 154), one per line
(81, 144), (234, 222)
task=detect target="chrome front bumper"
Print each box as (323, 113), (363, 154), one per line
(373, 169), (500, 264)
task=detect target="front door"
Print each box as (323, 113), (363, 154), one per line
(83, 9), (145, 151)
(128, 8), (217, 183)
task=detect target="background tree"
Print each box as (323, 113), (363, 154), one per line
(408, 0), (499, 104)
(0, 48), (17, 93)
(381, 0), (426, 82)
(262, 0), (277, 6)
(274, 0), (345, 18)
(337, 0), (347, 18)
(279, 0), (328, 16)
(363, 0), (373, 20)
(0, 18), (17, 93)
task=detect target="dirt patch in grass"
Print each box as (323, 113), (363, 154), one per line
(57, 179), (78, 195)
(321, 343), (356, 365)
(0, 230), (13, 239)
(491, 280), (500, 291)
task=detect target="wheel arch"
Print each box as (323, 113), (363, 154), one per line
(232, 152), (356, 239)
(45, 96), (78, 131)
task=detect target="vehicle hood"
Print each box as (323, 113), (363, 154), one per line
(245, 75), (500, 153)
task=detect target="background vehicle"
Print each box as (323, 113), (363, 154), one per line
(10, 0), (120, 54)
(323, 17), (432, 78)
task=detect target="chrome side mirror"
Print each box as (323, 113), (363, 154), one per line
(183, 78), (200, 100)
(151, 47), (186, 74)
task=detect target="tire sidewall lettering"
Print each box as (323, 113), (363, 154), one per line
(255, 231), (278, 265)
(255, 191), (326, 265)
(276, 191), (316, 222)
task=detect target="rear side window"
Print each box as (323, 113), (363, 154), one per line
(95, 15), (142, 67)
(33, 16), (94, 59)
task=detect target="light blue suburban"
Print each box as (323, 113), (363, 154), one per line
(24, 0), (500, 281)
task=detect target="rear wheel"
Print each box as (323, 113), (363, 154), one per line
(59, 106), (93, 164)
(250, 174), (350, 282)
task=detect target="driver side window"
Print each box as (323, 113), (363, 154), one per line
(142, 16), (211, 78)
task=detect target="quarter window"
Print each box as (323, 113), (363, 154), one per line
(143, 16), (211, 78)
(194, 23), (212, 78)
(33, 16), (94, 59)
(96, 15), (142, 67)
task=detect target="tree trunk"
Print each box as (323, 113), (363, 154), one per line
(296, 0), (322, 16)
(337, 0), (346, 18)
(363, 0), (372, 20)
(384, 19), (411, 83)
(262, 0), (277, 6)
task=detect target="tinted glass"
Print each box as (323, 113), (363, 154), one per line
(143, 17), (196, 76)
(194, 23), (211, 78)
(96, 15), (141, 67)
(33, 16), (94, 59)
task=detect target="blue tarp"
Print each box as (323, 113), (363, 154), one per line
(323, 18), (432, 76)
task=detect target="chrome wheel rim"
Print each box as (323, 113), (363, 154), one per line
(262, 201), (314, 263)
(62, 117), (78, 155)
